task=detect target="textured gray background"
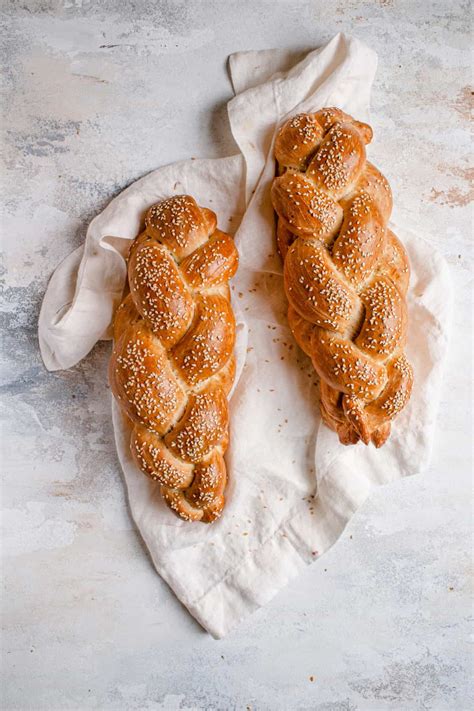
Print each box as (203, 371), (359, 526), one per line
(1, 1), (472, 709)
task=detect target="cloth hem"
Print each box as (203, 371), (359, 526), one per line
(181, 479), (356, 638)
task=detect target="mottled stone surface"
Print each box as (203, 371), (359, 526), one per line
(1, 1), (472, 709)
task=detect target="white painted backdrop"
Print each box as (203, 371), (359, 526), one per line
(2, 2), (471, 709)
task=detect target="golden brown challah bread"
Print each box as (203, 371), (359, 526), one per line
(109, 195), (239, 521)
(271, 108), (413, 447)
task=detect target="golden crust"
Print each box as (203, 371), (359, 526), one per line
(171, 294), (235, 386)
(181, 230), (239, 288)
(110, 324), (187, 435)
(311, 327), (388, 400)
(110, 195), (238, 521)
(274, 113), (325, 170)
(284, 237), (361, 332)
(287, 305), (315, 356)
(305, 123), (367, 200)
(272, 107), (413, 447)
(145, 196), (216, 259)
(271, 173), (343, 241)
(129, 242), (194, 349)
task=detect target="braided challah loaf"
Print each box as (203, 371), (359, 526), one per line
(271, 108), (413, 447)
(109, 195), (238, 521)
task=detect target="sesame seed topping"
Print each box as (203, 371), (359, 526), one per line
(273, 109), (413, 444)
(112, 195), (237, 521)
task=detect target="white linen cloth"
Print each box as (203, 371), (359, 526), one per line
(38, 33), (452, 638)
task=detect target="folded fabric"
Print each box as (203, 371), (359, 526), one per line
(38, 33), (452, 638)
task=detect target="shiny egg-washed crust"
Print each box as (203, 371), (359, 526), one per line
(109, 195), (239, 521)
(272, 108), (413, 447)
